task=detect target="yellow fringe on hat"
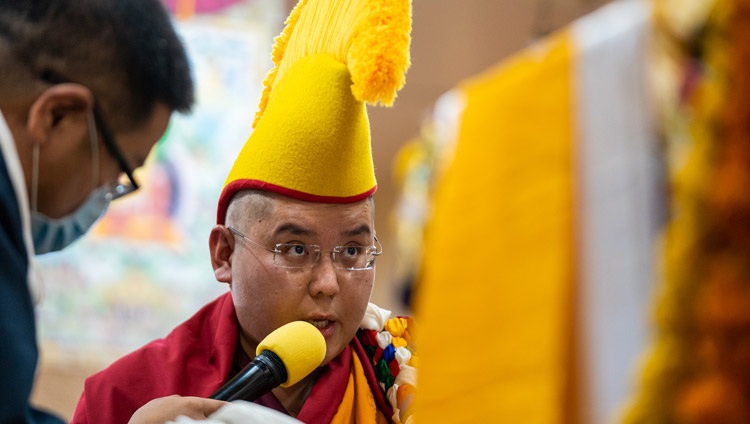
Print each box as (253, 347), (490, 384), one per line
(253, 0), (411, 127)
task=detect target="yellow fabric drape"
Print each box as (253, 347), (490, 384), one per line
(331, 349), (390, 424)
(414, 30), (576, 423)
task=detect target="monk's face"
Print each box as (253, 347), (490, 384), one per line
(227, 194), (376, 367)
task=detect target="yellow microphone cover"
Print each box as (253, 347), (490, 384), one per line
(257, 321), (327, 388)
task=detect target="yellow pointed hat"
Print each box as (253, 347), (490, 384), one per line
(217, 0), (412, 224)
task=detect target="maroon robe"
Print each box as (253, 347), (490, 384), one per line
(71, 293), (392, 424)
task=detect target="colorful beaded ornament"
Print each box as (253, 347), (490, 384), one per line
(358, 303), (417, 424)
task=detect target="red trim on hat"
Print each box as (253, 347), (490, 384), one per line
(216, 179), (378, 225)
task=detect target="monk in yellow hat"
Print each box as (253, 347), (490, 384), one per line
(71, 0), (415, 423)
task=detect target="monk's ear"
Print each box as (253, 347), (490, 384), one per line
(209, 225), (234, 284)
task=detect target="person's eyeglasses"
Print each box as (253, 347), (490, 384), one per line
(227, 226), (382, 271)
(41, 70), (140, 201)
(90, 106), (140, 201)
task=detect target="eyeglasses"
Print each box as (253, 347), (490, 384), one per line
(91, 105), (140, 201)
(41, 70), (140, 201)
(228, 226), (382, 271)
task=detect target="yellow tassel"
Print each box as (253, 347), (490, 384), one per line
(349, 0), (412, 106)
(253, 0), (411, 127)
(253, 0), (310, 128)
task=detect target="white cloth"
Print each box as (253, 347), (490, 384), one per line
(571, 0), (660, 422)
(167, 401), (301, 424)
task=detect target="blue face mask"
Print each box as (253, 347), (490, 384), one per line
(31, 186), (111, 254)
(30, 111), (111, 254)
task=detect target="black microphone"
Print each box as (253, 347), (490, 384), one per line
(210, 321), (326, 401)
(211, 349), (287, 401)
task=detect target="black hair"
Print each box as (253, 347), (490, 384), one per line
(0, 0), (194, 131)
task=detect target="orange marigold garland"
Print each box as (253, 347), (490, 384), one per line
(675, 0), (750, 421)
(622, 0), (750, 422)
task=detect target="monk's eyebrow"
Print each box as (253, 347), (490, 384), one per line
(273, 223), (314, 237)
(272, 223), (371, 238)
(341, 224), (372, 238)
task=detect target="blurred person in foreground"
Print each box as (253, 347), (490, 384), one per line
(0, 0), (227, 422)
(71, 0), (417, 423)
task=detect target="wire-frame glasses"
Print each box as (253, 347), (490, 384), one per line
(228, 226), (382, 271)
